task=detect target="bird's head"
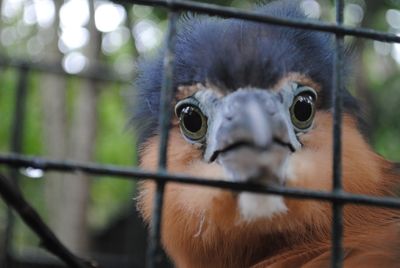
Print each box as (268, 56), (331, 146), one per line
(178, 83), (311, 184)
(135, 1), (392, 235)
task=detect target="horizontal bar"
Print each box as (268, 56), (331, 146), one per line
(125, 0), (400, 43)
(1, 153), (400, 209)
(0, 56), (130, 84)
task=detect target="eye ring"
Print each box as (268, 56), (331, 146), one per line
(290, 90), (316, 131)
(175, 104), (208, 142)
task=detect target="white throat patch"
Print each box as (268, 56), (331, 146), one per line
(238, 193), (288, 221)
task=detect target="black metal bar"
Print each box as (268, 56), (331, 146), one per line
(0, 56), (130, 84)
(10, 66), (29, 155)
(127, 0), (400, 43)
(146, 11), (178, 268)
(0, 174), (98, 268)
(331, 1), (344, 267)
(147, 182), (165, 267)
(1, 65), (29, 267)
(1, 153), (400, 209)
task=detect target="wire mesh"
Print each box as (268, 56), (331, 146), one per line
(0, 0), (399, 268)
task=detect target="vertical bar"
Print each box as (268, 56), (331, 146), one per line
(146, 10), (178, 268)
(10, 66), (29, 157)
(331, 1), (344, 268)
(1, 65), (29, 267)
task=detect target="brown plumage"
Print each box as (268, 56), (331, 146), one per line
(134, 1), (400, 267)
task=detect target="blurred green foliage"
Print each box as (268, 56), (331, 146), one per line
(0, 71), (136, 250)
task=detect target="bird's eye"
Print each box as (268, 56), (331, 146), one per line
(290, 91), (316, 131)
(176, 104), (207, 142)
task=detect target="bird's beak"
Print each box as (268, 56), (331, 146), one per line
(204, 89), (299, 185)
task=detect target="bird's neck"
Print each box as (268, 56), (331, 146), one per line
(159, 162), (400, 268)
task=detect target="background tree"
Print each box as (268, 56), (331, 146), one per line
(40, 0), (69, 250)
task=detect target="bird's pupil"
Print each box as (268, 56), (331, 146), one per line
(182, 107), (202, 133)
(294, 96), (312, 122)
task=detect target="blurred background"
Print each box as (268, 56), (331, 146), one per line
(0, 0), (399, 267)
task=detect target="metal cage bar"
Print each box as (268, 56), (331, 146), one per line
(0, 55), (130, 83)
(331, 0), (345, 267)
(0, 174), (97, 268)
(2, 153), (400, 209)
(126, 0), (400, 42)
(1, 65), (29, 268)
(146, 10), (179, 268)
(0, 1), (399, 268)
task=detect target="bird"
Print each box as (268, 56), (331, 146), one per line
(134, 1), (400, 267)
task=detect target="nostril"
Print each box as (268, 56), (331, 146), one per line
(226, 115), (233, 121)
(223, 107), (235, 121)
